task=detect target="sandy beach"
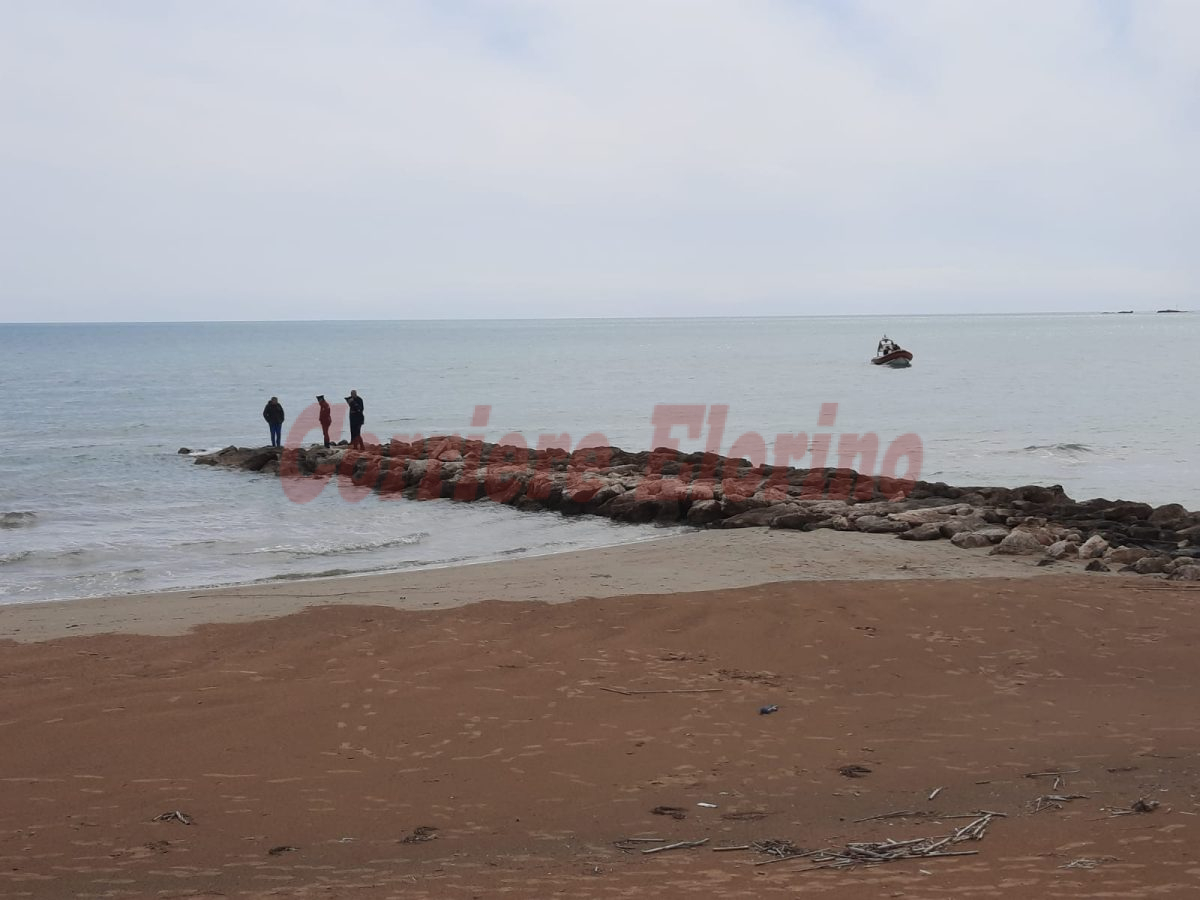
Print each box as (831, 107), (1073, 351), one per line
(2, 531), (1199, 898)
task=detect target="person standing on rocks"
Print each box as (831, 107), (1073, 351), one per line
(263, 396), (285, 448)
(346, 390), (365, 450)
(316, 395), (333, 448)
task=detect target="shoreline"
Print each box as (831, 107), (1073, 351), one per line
(0, 528), (1074, 643)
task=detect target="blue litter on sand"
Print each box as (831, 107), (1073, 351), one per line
(759, 705), (779, 715)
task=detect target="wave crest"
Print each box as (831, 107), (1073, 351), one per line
(1023, 443), (1093, 454)
(1, 511), (37, 529)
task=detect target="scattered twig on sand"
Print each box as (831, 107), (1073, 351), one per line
(928, 787), (944, 801)
(152, 811), (193, 825)
(651, 806), (687, 820)
(853, 810), (924, 823)
(1103, 798), (1160, 817)
(755, 849), (822, 867)
(759, 813), (999, 871)
(600, 687), (725, 696)
(712, 844), (751, 852)
(721, 810), (769, 822)
(751, 839), (807, 859)
(1061, 855), (1118, 869)
(643, 838), (709, 855)
(1031, 794), (1089, 813)
(838, 765), (872, 778)
(400, 826), (438, 843)
(613, 838), (666, 851)
(1024, 768), (1081, 791)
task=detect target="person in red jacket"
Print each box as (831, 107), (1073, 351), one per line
(316, 395), (333, 448)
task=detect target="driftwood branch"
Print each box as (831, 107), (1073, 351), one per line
(600, 687), (725, 696)
(643, 838), (709, 855)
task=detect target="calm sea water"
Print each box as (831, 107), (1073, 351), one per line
(1, 314), (1196, 606)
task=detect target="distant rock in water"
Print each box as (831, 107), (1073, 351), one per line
(190, 437), (1200, 580)
(178, 447), (192, 455)
(1157, 308), (1187, 313)
(1, 511), (37, 529)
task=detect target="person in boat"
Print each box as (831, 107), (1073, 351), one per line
(877, 336), (890, 357)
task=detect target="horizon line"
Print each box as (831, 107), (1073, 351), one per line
(1, 309), (1190, 326)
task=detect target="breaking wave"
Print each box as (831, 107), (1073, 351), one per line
(245, 532), (430, 559)
(1023, 443), (1093, 454)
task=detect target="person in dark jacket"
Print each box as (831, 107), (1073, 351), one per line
(316, 395), (333, 448)
(345, 390), (365, 450)
(263, 396), (285, 448)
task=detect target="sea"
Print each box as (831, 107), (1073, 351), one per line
(1, 313), (1196, 607)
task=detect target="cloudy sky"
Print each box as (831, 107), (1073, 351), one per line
(1, 0), (1197, 321)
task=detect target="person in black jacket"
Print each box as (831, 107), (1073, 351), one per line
(346, 390), (365, 450)
(263, 396), (285, 448)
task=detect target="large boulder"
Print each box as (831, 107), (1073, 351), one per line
(240, 449), (280, 472)
(1149, 503), (1189, 528)
(1098, 502), (1154, 522)
(1078, 535), (1110, 559)
(1172, 565), (1200, 582)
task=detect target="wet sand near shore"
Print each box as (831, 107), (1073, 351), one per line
(1, 529), (1061, 643)
(2, 567), (1199, 898)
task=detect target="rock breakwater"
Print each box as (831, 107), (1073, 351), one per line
(194, 437), (1200, 580)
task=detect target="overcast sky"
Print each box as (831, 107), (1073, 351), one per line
(1, 0), (1197, 322)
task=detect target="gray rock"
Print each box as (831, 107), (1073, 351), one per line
(1045, 540), (1078, 560)
(938, 515), (990, 538)
(720, 507), (784, 528)
(853, 515), (910, 534)
(990, 530), (1046, 556)
(1172, 564), (1200, 581)
(951, 531), (997, 549)
(1105, 546), (1152, 565)
(899, 522), (944, 541)
(1132, 555), (1170, 575)
(686, 499), (724, 526)
(890, 505), (969, 525)
(1078, 535), (1110, 559)
(1085, 559), (1111, 572)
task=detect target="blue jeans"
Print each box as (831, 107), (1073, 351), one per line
(269, 422), (282, 447)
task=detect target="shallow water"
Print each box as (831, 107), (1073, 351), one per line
(1, 313), (1196, 604)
